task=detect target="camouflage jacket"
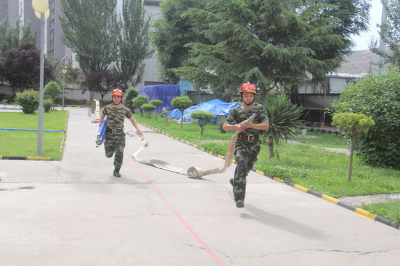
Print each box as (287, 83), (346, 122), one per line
(102, 104), (132, 130)
(225, 103), (269, 136)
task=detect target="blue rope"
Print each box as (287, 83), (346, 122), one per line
(0, 128), (65, 133)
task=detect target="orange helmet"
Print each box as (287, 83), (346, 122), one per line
(239, 82), (257, 94)
(112, 89), (123, 97)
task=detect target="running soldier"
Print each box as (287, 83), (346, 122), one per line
(223, 83), (269, 208)
(99, 89), (143, 177)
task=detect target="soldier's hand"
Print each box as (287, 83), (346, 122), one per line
(241, 120), (252, 129)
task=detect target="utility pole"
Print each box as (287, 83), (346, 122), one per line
(378, 1), (387, 67)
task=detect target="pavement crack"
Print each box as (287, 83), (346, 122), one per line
(290, 248), (394, 255)
(184, 243), (233, 264)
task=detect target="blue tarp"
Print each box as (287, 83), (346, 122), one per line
(169, 99), (243, 123)
(140, 85), (180, 112)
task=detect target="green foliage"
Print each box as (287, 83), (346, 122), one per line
(43, 99), (54, 113)
(132, 95), (149, 117)
(60, 0), (118, 74)
(171, 96), (193, 129)
(332, 67), (400, 169)
(332, 113), (375, 137)
(171, 96), (192, 110)
(44, 81), (62, 101)
(217, 116), (227, 133)
(152, 0), (208, 84)
(150, 99), (163, 120)
(2, 99), (8, 107)
(369, 0), (400, 67)
(0, 17), (36, 56)
(263, 95), (304, 158)
(161, 110), (170, 125)
(15, 90), (39, 114)
(150, 99), (163, 110)
(118, 0), (153, 86)
(165, 0), (369, 98)
(332, 113), (375, 182)
(0, 93), (14, 102)
(191, 110), (215, 135)
(124, 87), (139, 113)
(141, 103), (156, 118)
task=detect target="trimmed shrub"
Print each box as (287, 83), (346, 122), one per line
(191, 110), (215, 135)
(43, 99), (53, 113)
(44, 81), (61, 101)
(124, 87), (139, 113)
(15, 90), (39, 114)
(141, 103), (156, 118)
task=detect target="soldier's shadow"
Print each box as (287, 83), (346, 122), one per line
(240, 203), (329, 240)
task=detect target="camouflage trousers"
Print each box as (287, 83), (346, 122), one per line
(104, 133), (126, 172)
(232, 139), (261, 201)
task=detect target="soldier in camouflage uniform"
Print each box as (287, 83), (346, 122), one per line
(223, 83), (269, 208)
(99, 89), (143, 177)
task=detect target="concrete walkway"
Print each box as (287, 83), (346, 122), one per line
(0, 107), (399, 266)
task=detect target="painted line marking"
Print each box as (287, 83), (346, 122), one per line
(126, 156), (227, 266)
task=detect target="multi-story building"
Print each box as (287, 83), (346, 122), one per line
(0, 0), (163, 88)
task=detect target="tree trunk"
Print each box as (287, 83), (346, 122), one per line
(268, 138), (274, 159)
(180, 111), (184, 129)
(348, 137), (356, 182)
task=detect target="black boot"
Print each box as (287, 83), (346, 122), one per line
(113, 170), (121, 178)
(235, 200), (244, 208)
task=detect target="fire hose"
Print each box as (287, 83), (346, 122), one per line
(129, 113), (257, 179)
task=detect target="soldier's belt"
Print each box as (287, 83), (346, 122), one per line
(106, 128), (125, 135)
(238, 134), (259, 142)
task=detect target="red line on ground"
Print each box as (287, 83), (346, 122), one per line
(126, 156), (227, 266)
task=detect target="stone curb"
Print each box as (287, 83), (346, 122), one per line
(137, 121), (400, 231)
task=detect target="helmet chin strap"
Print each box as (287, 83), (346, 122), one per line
(241, 95), (253, 106)
(112, 97), (122, 105)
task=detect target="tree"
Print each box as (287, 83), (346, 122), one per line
(191, 110), (215, 135)
(60, 0), (118, 76)
(0, 43), (54, 97)
(332, 113), (375, 182)
(370, 0), (400, 67)
(332, 67), (400, 169)
(141, 103), (156, 118)
(84, 70), (128, 104)
(150, 99), (163, 120)
(171, 96), (193, 129)
(117, 0), (154, 87)
(132, 95), (149, 117)
(152, 0), (208, 84)
(263, 95), (304, 159)
(0, 17), (36, 57)
(44, 81), (62, 101)
(124, 87), (139, 113)
(159, 0), (370, 99)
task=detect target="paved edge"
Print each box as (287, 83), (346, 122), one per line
(0, 156), (53, 161)
(138, 121), (400, 231)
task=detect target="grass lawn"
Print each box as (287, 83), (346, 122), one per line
(0, 111), (69, 160)
(292, 128), (350, 149)
(362, 200), (400, 225)
(134, 113), (400, 225)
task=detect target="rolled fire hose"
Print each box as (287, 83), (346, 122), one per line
(130, 113), (257, 179)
